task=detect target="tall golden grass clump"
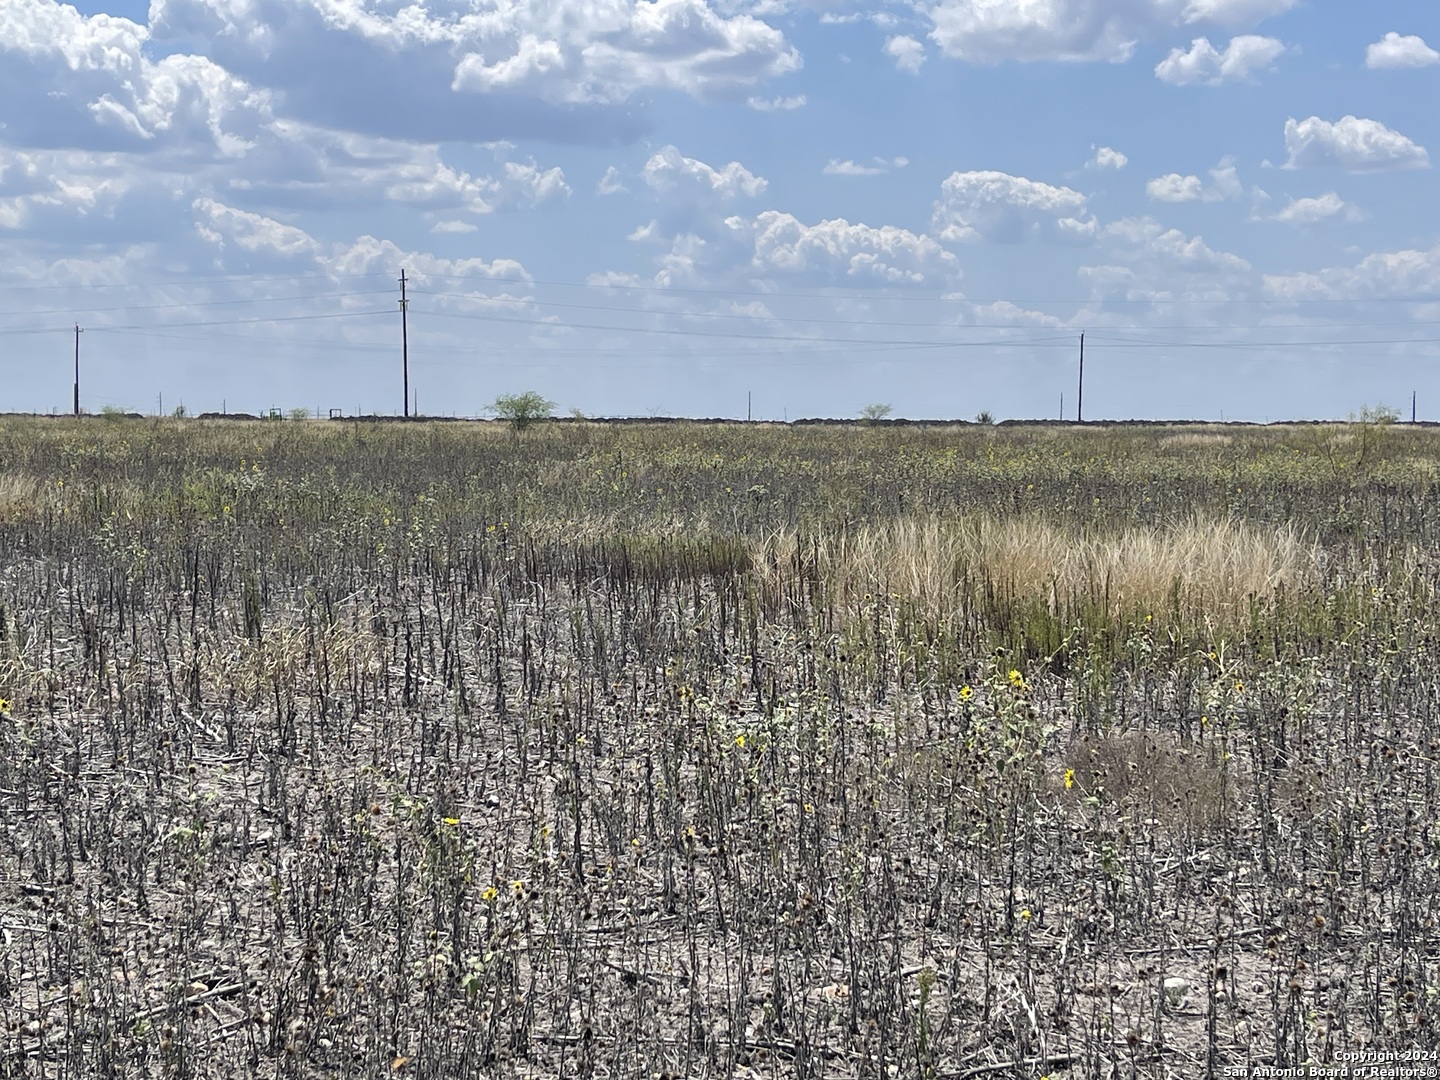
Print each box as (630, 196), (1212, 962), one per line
(759, 513), (1321, 628)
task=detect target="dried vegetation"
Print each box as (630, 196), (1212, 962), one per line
(0, 416), (1437, 1078)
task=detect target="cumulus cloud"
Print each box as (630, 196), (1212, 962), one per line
(1145, 158), (1246, 202)
(1283, 116), (1429, 172)
(620, 201), (959, 288)
(0, 0), (271, 155)
(1088, 146), (1128, 170)
(193, 198), (318, 260)
(1154, 35), (1285, 84)
(1102, 216), (1251, 273)
(933, 170), (1094, 244)
(1264, 242), (1440, 300)
(1146, 173), (1206, 202)
(926, 0), (1294, 65)
(736, 211), (960, 284)
(642, 145), (767, 199)
(884, 35), (926, 74)
(1270, 192), (1363, 226)
(1365, 33), (1440, 70)
(146, 0), (800, 143)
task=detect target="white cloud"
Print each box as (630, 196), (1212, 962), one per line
(432, 219), (478, 234)
(1146, 173), (1206, 202)
(933, 170), (1094, 244)
(0, 0), (272, 155)
(1365, 33), (1440, 70)
(926, 0), (1294, 65)
(1208, 158), (1244, 199)
(192, 198), (319, 260)
(1154, 35), (1285, 84)
(819, 11), (899, 27)
(146, 0), (801, 143)
(450, 0), (802, 104)
(621, 202), (960, 288)
(1264, 243), (1440, 300)
(1102, 216), (1252, 273)
(823, 157), (909, 176)
(1144, 158), (1248, 202)
(738, 211), (960, 284)
(825, 160), (885, 176)
(374, 154), (568, 214)
(1180, 0), (1296, 26)
(598, 166), (628, 196)
(1284, 116), (1429, 172)
(746, 94), (806, 110)
(1270, 192), (1362, 226)
(642, 145), (767, 199)
(884, 35), (926, 74)
(325, 234), (531, 286)
(1089, 146), (1128, 170)
(963, 300), (1065, 327)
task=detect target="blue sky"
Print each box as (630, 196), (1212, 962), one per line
(1, 0), (1437, 420)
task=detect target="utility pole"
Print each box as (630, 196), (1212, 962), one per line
(1076, 333), (1084, 423)
(73, 324), (83, 417)
(1413, 390), (1417, 424)
(399, 268), (410, 419)
(747, 391), (751, 422)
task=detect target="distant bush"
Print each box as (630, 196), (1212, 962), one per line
(491, 392), (556, 432)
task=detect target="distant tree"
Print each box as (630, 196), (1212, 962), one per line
(975, 410), (996, 425)
(288, 408), (310, 422)
(491, 392), (556, 431)
(859, 403), (893, 423)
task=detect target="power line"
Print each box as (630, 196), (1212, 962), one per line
(87, 309), (395, 332)
(0, 271), (392, 292)
(418, 308), (1076, 348)
(0, 289), (393, 319)
(5, 266), (1440, 306)
(402, 270), (1440, 306)
(412, 288), (1440, 332)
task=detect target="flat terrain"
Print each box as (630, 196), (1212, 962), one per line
(1, 417), (1438, 1078)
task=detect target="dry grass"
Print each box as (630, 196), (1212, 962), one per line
(0, 473), (48, 524)
(1158, 431), (1234, 449)
(762, 513), (1322, 625)
(1062, 730), (1232, 835)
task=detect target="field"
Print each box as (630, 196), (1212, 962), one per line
(1, 415), (1438, 1078)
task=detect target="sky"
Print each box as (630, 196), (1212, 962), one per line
(1, 0), (1438, 421)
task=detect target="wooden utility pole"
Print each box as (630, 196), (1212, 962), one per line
(73, 324), (82, 417)
(399, 268), (410, 418)
(1076, 333), (1084, 423)
(1413, 390), (1418, 424)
